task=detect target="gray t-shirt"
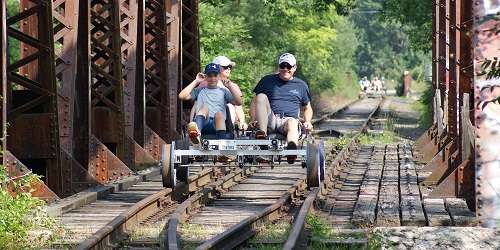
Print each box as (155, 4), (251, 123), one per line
(191, 87), (234, 118)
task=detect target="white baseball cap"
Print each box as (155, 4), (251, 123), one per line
(212, 56), (236, 67)
(278, 53), (297, 67)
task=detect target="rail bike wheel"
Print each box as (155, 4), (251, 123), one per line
(318, 140), (326, 181)
(161, 142), (176, 188)
(175, 139), (190, 183)
(306, 142), (321, 188)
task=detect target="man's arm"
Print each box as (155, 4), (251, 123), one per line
(301, 102), (313, 131)
(178, 73), (204, 100)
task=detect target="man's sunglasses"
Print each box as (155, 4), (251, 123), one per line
(222, 65), (233, 70)
(279, 63), (293, 70)
(206, 73), (218, 77)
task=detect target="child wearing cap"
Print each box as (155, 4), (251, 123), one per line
(178, 63), (243, 144)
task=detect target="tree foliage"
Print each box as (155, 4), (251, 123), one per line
(199, 0), (360, 107)
(351, 0), (429, 85)
(380, 0), (433, 52)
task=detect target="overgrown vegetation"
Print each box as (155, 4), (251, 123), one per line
(306, 214), (383, 250)
(0, 155), (60, 249)
(325, 134), (353, 155)
(351, 0), (430, 94)
(359, 114), (397, 145)
(200, 0), (360, 107)
(246, 220), (291, 250)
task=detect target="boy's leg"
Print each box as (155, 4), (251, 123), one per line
(188, 105), (208, 144)
(214, 111), (231, 139)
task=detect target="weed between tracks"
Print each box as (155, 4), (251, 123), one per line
(245, 220), (291, 249)
(306, 214), (384, 250)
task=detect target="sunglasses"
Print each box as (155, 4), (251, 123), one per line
(221, 65), (233, 70)
(206, 73), (218, 77)
(279, 63), (293, 70)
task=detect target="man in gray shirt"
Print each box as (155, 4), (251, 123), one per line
(179, 63), (243, 144)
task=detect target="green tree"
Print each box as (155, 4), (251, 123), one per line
(199, 0), (360, 107)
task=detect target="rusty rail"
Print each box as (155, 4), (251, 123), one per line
(284, 98), (382, 249)
(165, 165), (261, 249)
(195, 179), (307, 250)
(77, 166), (222, 249)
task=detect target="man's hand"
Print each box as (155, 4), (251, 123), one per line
(303, 121), (313, 132)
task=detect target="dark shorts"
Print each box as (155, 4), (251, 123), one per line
(201, 117), (216, 134)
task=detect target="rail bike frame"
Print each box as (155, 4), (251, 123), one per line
(161, 134), (325, 189)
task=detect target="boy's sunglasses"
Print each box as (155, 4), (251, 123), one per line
(279, 63), (293, 70)
(222, 65), (233, 70)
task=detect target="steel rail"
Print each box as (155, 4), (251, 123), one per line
(195, 179), (307, 250)
(283, 98), (383, 249)
(165, 165), (261, 249)
(77, 166), (223, 250)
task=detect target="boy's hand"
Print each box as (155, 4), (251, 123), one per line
(195, 73), (205, 84)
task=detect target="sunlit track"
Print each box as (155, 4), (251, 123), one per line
(164, 98), (382, 250)
(43, 164), (224, 249)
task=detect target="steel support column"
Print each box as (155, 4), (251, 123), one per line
(414, 0), (440, 163)
(83, 0), (134, 182)
(143, 0), (178, 149)
(180, 0), (200, 128)
(5, 0), (61, 199)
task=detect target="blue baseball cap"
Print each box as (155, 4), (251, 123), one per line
(204, 63), (220, 75)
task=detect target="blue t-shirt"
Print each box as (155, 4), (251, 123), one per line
(253, 74), (310, 118)
(191, 87), (233, 118)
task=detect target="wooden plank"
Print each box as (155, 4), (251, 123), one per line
(376, 145), (400, 226)
(423, 198), (452, 226)
(445, 198), (476, 226)
(398, 144), (426, 226)
(352, 146), (383, 227)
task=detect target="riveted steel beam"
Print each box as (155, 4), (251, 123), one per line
(6, 0), (62, 198)
(180, 0), (199, 128)
(143, 0), (179, 145)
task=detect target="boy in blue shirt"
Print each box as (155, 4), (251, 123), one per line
(179, 63), (243, 144)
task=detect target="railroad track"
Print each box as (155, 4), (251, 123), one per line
(43, 97), (380, 249)
(165, 97), (382, 249)
(284, 98), (476, 249)
(47, 164), (228, 249)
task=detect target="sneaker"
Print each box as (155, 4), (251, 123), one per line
(256, 155), (270, 163)
(187, 122), (201, 144)
(255, 130), (267, 139)
(286, 141), (298, 164)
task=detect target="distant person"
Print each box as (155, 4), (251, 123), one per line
(372, 76), (382, 91)
(250, 53), (313, 163)
(179, 63), (243, 144)
(359, 76), (370, 91)
(403, 71), (412, 97)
